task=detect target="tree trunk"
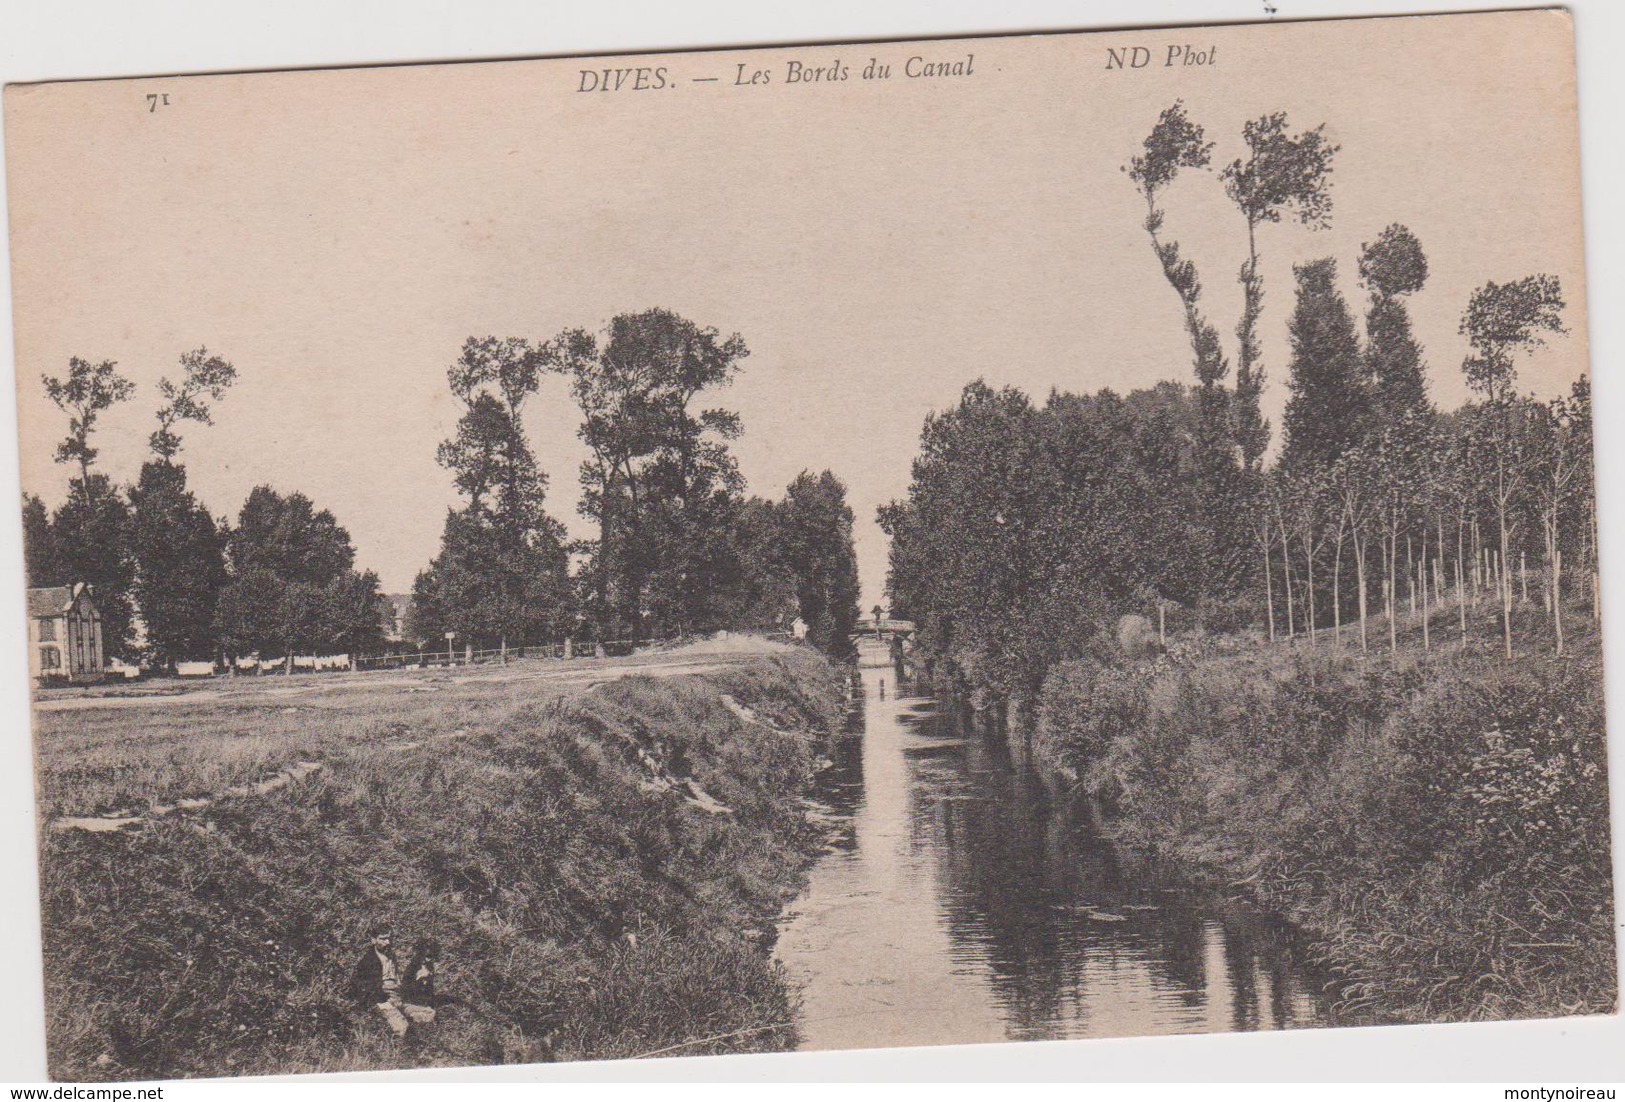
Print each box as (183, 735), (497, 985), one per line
(1355, 532), (1369, 654)
(1278, 513), (1296, 642)
(1332, 530), (1344, 648)
(1498, 512), (1514, 659)
(1554, 545), (1565, 657)
(1304, 530), (1317, 644)
(1472, 520), (1482, 596)
(1456, 542), (1468, 648)
(1437, 516), (1447, 613)
(1543, 541), (1554, 616)
(1406, 534), (1416, 618)
(1263, 540), (1276, 644)
(1420, 531), (1430, 651)
(1386, 532), (1398, 652)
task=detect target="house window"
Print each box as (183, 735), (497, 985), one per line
(37, 619), (56, 642)
(39, 647), (60, 670)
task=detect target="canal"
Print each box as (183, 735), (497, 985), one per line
(774, 640), (1331, 1051)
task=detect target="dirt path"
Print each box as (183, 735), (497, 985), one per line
(45, 642), (782, 832)
(34, 648), (764, 714)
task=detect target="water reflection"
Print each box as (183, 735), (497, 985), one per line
(774, 642), (1330, 1051)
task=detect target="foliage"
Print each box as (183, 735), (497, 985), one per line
(129, 463), (229, 666)
(410, 507), (572, 649)
(42, 357), (136, 487)
(773, 471), (861, 657)
(551, 310), (750, 639)
(1223, 111), (1340, 472)
(149, 348), (237, 462)
(1359, 224), (1432, 422)
(1461, 275), (1567, 402)
(1219, 113), (1339, 231)
(22, 493), (60, 588)
(414, 337), (573, 648)
(48, 475), (138, 657)
(1033, 657), (1152, 783)
(1034, 637), (1614, 1024)
(216, 487), (383, 658)
(882, 380), (1235, 709)
(130, 349), (239, 666)
(36, 357), (140, 655)
(1280, 257), (1369, 473)
(227, 486), (358, 589)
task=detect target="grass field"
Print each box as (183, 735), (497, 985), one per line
(34, 639), (845, 1080)
(33, 645), (777, 820)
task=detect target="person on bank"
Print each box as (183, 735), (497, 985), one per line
(349, 924), (436, 1038)
(402, 938), (439, 1012)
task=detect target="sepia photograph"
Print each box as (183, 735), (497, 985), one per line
(1, 4), (1617, 1082)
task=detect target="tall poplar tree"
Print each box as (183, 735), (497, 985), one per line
(129, 348), (237, 667)
(1359, 224), (1432, 424)
(776, 470), (862, 658)
(1460, 274), (1566, 658)
(552, 309), (749, 639)
(40, 357), (138, 654)
(1221, 112), (1339, 473)
(1280, 258), (1368, 473)
(1125, 102), (1245, 603)
(413, 336), (573, 651)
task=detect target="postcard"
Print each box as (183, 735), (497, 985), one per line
(3, 8), (1611, 1080)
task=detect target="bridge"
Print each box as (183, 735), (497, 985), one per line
(851, 617), (915, 640)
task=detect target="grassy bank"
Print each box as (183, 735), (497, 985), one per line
(37, 644), (844, 1080)
(1035, 623), (1617, 1025)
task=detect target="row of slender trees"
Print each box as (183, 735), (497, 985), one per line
(25, 309), (863, 671)
(23, 351), (388, 667)
(408, 309), (863, 657)
(882, 101), (1595, 713)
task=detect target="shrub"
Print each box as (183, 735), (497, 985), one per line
(1032, 637), (1617, 1024)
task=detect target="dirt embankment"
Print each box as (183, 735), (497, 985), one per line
(38, 646), (845, 1081)
(1033, 635), (1616, 1026)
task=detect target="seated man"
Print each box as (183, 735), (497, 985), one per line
(401, 938), (439, 1021)
(348, 924), (435, 1038)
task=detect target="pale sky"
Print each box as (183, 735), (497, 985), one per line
(4, 10), (1588, 605)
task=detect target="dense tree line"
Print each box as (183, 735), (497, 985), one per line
(883, 102), (1595, 715)
(213, 486), (387, 665)
(25, 310), (861, 672)
(26, 311), (863, 672)
(880, 379), (1237, 711)
(25, 350), (385, 669)
(407, 309), (862, 658)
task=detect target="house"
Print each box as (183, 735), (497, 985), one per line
(381, 594), (413, 643)
(27, 583), (104, 684)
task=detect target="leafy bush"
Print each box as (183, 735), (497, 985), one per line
(1034, 658), (1152, 786)
(1033, 636), (1617, 1024)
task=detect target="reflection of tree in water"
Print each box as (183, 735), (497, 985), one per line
(904, 704), (1328, 1039)
(808, 676), (867, 853)
(1216, 902), (1327, 1032)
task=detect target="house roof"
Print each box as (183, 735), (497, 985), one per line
(26, 586), (73, 619)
